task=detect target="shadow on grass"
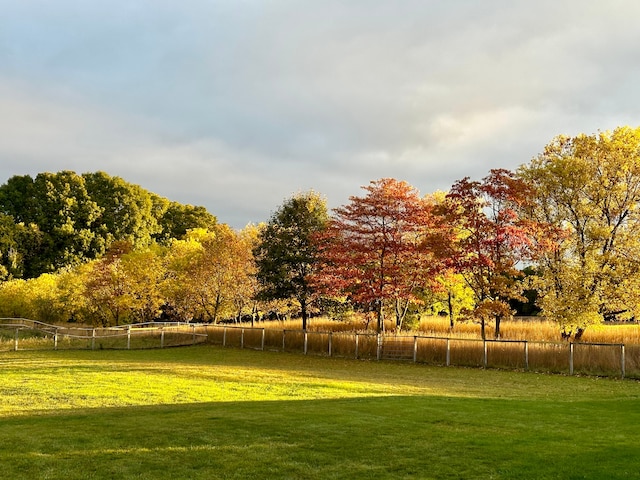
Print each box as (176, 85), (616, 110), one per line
(1, 395), (639, 480)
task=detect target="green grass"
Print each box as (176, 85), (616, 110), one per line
(1, 346), (639, 479)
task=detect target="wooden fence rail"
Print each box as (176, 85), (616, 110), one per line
(0, 319), (207, 351)
(0, 319), (636, 379)
(205, 325), (635, 379)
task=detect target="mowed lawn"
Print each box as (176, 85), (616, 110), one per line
(0, 346), (639, 479)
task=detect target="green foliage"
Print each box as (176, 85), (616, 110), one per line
(0, 171), (103, 275)
(0, 171), (217, 278)
(254, 191), (329, 329)
(83, 171), (163, 251)
(156, 201), (217, 242)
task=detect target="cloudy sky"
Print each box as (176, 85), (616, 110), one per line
(2, 1), (640, 228)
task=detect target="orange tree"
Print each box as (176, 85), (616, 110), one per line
(443, 169), (549, 339)
(314, 178), (443, 332)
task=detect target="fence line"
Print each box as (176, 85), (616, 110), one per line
(0, 319), (207, 351)
(1, 319), (636, 378)
(206, 325), (635, 379)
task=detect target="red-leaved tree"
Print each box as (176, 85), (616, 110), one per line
(314, 178), (443, 332)
(443, 169), (543, 339)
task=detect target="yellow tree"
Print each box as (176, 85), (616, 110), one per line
(230, 224), (260, 324)
(519, 126), (640, 339)
(162, 232), (207, 321)
(0, 279), (31, 319)
(83, 247), (131, 327)
(118, 247), (166, 323)
(424, 270), (475, 330)
(83, 242), (165, 326)
(198, 224), (245, 323)
(163, 225), (257, 323)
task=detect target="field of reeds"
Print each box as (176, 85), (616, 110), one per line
(4, 314), (640, 378)
(229, 314), (640, 378)
(260, 314), (640, 344)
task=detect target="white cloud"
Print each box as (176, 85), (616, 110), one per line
(2, 1), (640, 227)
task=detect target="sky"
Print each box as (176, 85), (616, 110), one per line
(2, 1), (640, 228)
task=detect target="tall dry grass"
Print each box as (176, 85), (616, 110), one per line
(199, 318), (640, 377)
(259, 314), (640, 345)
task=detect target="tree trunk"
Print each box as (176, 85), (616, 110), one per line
(301, 298), (308, 331)
(480, 318), (486, 340)
(448, 291), (454, 330)
(394, 298), (410, 330)
(212, 292), (222, 324)
(251, 304), (258, 327)
(376, 299), (384, 333)
(494, 314), (502, 339)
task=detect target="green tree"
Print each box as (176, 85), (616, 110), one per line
(519, 126), (640, 339)
(0, 171), (101, 276)
(0, 170), (217, 277)
(253, 192), (329, 330)
(83, 171), (163, 252)
(156, 202), (217, 242)
(0, 213), (22, 279)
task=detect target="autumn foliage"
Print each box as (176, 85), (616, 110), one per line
(442, 169), (546, 339)
(313, 178), (445, 332)
(4, 127), (640, 340)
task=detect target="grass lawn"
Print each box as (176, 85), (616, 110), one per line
(0, 346), (639, 479)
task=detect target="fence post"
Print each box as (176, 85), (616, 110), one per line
(192, 324), (196, 345)
(328, 332), (332, 357)
(54, 328), (58, 351)
(377, 334), (382, 361)
(261, 328), (265, 351)
(524, 341), (529, 371)
(483, 340), (488, 368)
(161, 328), (165, 349)
(282, 329), (286, 351)
(14, 328), (18, 351)
(355, 333), (359, 359)
(127, 325), (131, 350)
(241, 328), (245, 349)
(92, 328), (96, 351)
(223, 326), (227, 347)
(621, 344), (626, 379)
(304, 331), (308, 355)
(569, 342), (574, 375)
(413, 336), (418, 363)
(446, 338), (450, 366)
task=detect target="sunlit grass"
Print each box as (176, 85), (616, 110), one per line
(1, 346), (640, 479)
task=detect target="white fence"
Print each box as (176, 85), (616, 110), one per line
(2, 319), (637, 379)
(205, 324), (637, 379)
(0, 318), (207, 350)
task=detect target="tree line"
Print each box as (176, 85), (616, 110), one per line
(2, 127), (640, 339)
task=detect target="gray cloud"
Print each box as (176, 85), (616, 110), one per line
(1, 1), (640, 227)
